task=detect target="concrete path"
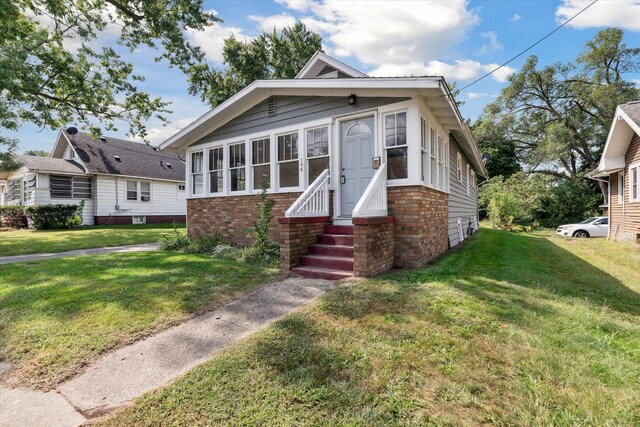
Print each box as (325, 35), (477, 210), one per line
(0, 277), (335, 425)
(0, 243), (161, 265)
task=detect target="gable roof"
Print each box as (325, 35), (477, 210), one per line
(593, 101), (640, 175)
(295, 51), (368, 79)
(13, 155), (85, 174)
(159, 52), (487, 177)
(61, 132), (185, 181)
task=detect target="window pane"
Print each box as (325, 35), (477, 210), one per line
(307, 127), (329, 157)
(252, 138), (270, 165)
(231, 167), (246, 192)
(396, 112), (406, 145)
(308, 156), (329, 183)
(387, 147), (408, 180)
(209, 147), (223, 171)
(230, 143), (245, 168)
(421, 151), (428, 182)
(253, 164), (271, 190)
(193, 174), (203, 194)
(209, 171), (223, 193)
(140, 182), (151, 202)
(279, 161), (299, 187)
(278, 133), (298, 161)
(191, 152), (203, 173)
(72, 177), (92, 199)
(50, 175), (73, 198)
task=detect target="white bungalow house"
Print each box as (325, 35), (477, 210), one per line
(160, 52), (486, 278)
(0, 130), (187, 225)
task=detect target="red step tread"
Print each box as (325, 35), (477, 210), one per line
(317, 234), (354, 245)
(324, 225), (354, 235)
(308, 244), (354, 257)
(292, 266), (354, 280)
(299, 254), (353, 271)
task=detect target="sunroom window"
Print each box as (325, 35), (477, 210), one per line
(278, 132), (299, 188)
(385, 112), (408, 180)
(252, 137), (271, 190)
(229, 143), (246, 192)
(208, 147), (224, 194)
(420, 118), (428, 182)
(191, 151), (203, 195)
(430, 127), (437, 186)
(306, 126), (329, 184)
(630, 163), (640, 202)
(437, 134), (444, 190)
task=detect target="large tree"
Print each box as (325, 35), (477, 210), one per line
(477, 28), (639, 200)
(188, 22), (323, 107)
(1, 0), (219, 140)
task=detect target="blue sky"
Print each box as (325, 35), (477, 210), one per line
(12, 0), (640, 152)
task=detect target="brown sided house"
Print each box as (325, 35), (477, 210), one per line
(590, 101), (640, 242)
(160, 52), (487, 278)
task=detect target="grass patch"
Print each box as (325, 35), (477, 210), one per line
(0, 223), (185, 256)
(0, 251), (283, 389)
(99, 228), (640, 426)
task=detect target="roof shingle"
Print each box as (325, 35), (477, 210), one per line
(14, 155), (85, 174)
(66, 133), (185, 181)
(620, 101), (640, 127)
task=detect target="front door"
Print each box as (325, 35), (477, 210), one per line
(340, 115), (375, 217)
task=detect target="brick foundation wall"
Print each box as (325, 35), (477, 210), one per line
(388, 186), (449, 268)
(279, 216), (330, 271)
(94, 215), (186, 225)
(353, 216), (395, 276)
(187, 192), (301, 245)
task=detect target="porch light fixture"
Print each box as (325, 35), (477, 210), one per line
(348, 94), (357, 105)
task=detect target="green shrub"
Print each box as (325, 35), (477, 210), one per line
(0, 206), (26, 229)
(25, 201), (84, 230)
(244, 185), (279, 264)
(160, 224), (191, 251)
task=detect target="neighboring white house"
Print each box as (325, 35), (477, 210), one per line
(159, 51), (486, 278)
(0, 130), (187, 225)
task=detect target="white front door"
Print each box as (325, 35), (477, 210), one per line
(339, 116), (375, 217)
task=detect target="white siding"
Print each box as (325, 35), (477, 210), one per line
(36, 173), (95, 225)
(94, 175), (186, 217)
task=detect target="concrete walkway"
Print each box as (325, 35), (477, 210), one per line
(0, 243), (161, 265)
(0, 277), (335, 426)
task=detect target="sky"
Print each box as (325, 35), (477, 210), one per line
(11, 0), (640, 152)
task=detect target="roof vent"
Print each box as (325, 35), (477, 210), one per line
(113, 155), (121, 161)
(267, 97), (277, 118)
(100, 136), (107, 142)
(166, 162), (172, 168)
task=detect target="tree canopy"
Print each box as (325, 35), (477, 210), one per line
(475, 28), (639, 200)
(187, 22), (323, 107)
(1, 0), (219, 140)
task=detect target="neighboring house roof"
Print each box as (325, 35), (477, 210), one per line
(590, 101), (640, 177)
(13, 155), (85, 174)
(61, 132), (186, 181)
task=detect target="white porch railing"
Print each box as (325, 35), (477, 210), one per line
(352, 163), (388, 217)
(285, 169), (330, 217)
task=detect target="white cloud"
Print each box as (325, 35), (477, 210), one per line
(477, 31), (503, 55)
(249, 13), (297, 32)
(138, 116), (200, 145)
(467, 92), (497, 99)
(275, 0), (314, 12)
(185, 18), (252, 63)
(556, 0), (640, 30)
(511, 13), (521, 21)
(282, 0), (480, 67)
(370, 59), (515, 83)
(633, 79), (640, 87)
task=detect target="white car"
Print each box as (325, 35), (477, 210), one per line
(556, 217), (608, 238)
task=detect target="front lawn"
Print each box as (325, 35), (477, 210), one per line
(99, 228), (640, 426)
(0, 251), (283, 389)
(0, 223), (185, 256)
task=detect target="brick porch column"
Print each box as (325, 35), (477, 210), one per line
(352, 216), (395, 277)
(278, 216), (330, 271)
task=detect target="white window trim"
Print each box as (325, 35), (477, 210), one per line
(456, 151), (463, 182)
(618, 171), (624, 204)
(383, 110), (409, 182)
(629, 162), (640, 203)
(251, 136), (271, 193)
(276, 130), (302, 191)
(471, 170), (476, 191)
(190, 151), (204, 197)
(305, 124), (331, 187)
(228, 142), (247, 194)
(466, 163), (470, 196)
(125, 179), (152, 203)
(420, 117), (428, 184)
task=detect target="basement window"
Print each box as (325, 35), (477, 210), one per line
(132, 216), (146, 224)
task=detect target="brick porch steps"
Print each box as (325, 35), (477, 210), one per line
(292, 224), (354, 281)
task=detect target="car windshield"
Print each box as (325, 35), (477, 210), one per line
(579, 217), (598, 224)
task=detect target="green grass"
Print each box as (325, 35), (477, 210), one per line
(0, 251), (283, 389)
(98, 229), (640, 426)
(0, 223), (185, 256)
